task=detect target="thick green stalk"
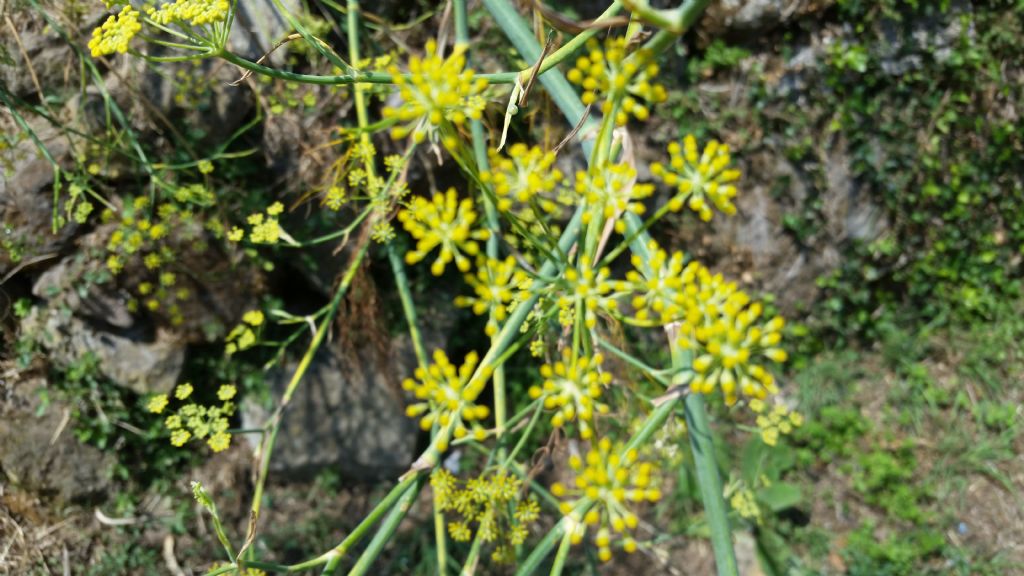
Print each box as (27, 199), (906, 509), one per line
(671, 341), (737, 574)
(345, 474), (428, 576)
(514, 516), (574, 576)
(548, 528), (575, 576)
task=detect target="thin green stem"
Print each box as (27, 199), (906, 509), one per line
(387, 242), (429, 368)
(250, 240), (371, 522)
(455, 0), (509, 459)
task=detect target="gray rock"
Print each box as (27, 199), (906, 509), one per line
(230, 0), (301, 66)
(241, 337), (423, 482)
(0, 375), (114, 502)
(705, 0), (835, 34)
(877, 0), (974, 75)
(0, 116), (78, 278)
(20, 305), (184, 396)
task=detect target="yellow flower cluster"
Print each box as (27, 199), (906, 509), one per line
(529, 349), (612, 439)
(383, 41), (489, 146)
(229, 202), (286, 244)
(566, 37), (666, 125)
(454, 256), (529, 336)
(225, 309), (264, 355)
(431, 469), (539, 559)
(681, 289), (788, 406)
(749, 399), (803, 446)
(88, 5), (142, 57)
(148, 0), (230, 27)
(147, 383), (237, 452)
(481, 144), (564, 212)
(576, 163), (654, 233)
(481, 144), (573, 263)
(551, 438), (662, 561)
(103, 196), (205, 327)
(615, 242), (701, 326)
(727, 485), (761, 524)
(402, 349), (492, 450)
(397, 188), (490, 276)
(651, 136), (741, 221)
(557, 262), (618, 329)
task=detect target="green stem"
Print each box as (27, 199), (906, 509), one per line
(387, 242), (429, 368)
(671, 341), (738, 575)
(548, 528), (575, 576)
(514, 518), (569, 576)
(344, 474), (428, 576)
(454, 0), (509, 458)
(250, 240), (371, 522)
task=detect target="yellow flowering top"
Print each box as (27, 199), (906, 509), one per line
(402, 349), (492, 449)
(88, 6), (142, 57)
(576, 163), (654, 233)
(566, 37), (666, 126)
(148, 0), (230, 27)
(750, 399), (803, 446)
(651, 135), (741, 221)
(430, 469), (538, 554)
(615, 241), (702, 326)
(529, 349), (611, 439)
(149, 382), (237, 452)
(680, 287), (788, 406)
(557, 262), (618, 329)
(225, 309), (265, 355)
(397, 188), (490, 276)
(551, 438), (662, 561)
(481, 144), (564, 211)
(383, 41), (489, 145)
(454, 256), (528, 336)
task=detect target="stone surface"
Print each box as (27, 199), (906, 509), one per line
(241, 336), (423, 482)
(20, 306), (184, 396)
(704, 0), (835, 34)
(0, 115), (79, 278)
(0, 374), (114, 502)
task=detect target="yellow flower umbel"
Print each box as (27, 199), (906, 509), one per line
(616, 241), (704, 326)
(397, 188), (490, 276)
(651, 135), (741, 221)
(225, 309), (264, 355)
(679, 285), (788, 406)
(551, 438), (662, 562)
(402, 349), (492, 450)
(481, 144), (565, 212)
(529, 348), (612, 439)
(383, 40), (489, 146)
(88, 5), (142, 57)
(576, 163), (654, 233)
(725, 482), (762, 524)
(480, 144), (573, 263)
(148, 383), (237, 452)
(454, 256), (528, 336)
(237, 202), (288, 245)
(566, 37), (666, 126)
(431, 469), (539, 562)
(558, 261), (618, 329)
(149, 0), (230, 27)
(749, 398), (803, 446)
